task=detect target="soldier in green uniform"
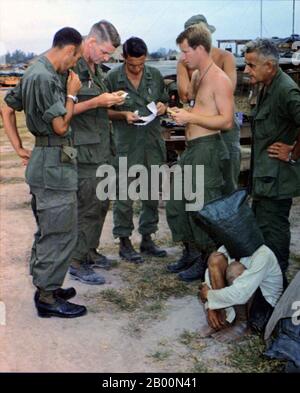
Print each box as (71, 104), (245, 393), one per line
(243, 39), (300, 286)
(2, 27), (87, 318)
(105, 37), (168, 262)
(68, 21), (125, 284)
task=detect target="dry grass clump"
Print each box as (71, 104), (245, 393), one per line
(94, 257), (197, 311)
(226, 335), (285, 373)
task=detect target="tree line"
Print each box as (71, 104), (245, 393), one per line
(5, 50), (36, 65)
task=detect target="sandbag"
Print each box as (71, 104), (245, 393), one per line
(192, 189), (264, 259)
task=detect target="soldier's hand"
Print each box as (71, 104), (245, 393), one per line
(125, 111), (140, 124)
(94, 92), (125, 108)
(267, 142), (295, 162)
(111, 91), (127, 106)
(156, 102), (166, 116)
(169, 107), (190, 125)
(67, 70), (82, 96)
(16, 147), (31, 166)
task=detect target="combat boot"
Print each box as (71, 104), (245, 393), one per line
(35, 289), (87, 318)
(178, 255), (207, 282)
(119, 237), (144, 263)
(140, 234), (167, 257)
(36, 297), (87, 318)
(88, 248), (113, 270)
(167, 242), (200, 273)
(34, 287), (76, 303)
(69, 261), (106, 285)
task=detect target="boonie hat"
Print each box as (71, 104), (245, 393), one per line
(184, 14), (216, 33)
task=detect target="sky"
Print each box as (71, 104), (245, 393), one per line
(0, 0), (299, 56)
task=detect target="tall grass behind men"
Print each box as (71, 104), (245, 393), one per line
(105, 37), (168, 262)
(166, 24), (234, 282)
(2, 28), (87, 318)
(68, 21), (125, 285)
(243, 39), (300, 286)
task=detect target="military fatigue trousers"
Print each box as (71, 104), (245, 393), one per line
(252, 198), (292, 274)
(166, 134), (229, 253)
(113, 174), (159, 238)
(30, 187), (77, 291)
(72, 174), (110, 263)
(221, 118), (241, 195)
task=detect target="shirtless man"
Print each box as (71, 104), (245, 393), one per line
(166, 23), (234, 282)
(177, 15), (240, 197)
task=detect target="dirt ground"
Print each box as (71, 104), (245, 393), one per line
(0, 97), (299, 373)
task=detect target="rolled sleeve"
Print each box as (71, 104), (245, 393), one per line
(42, 101), (67, 124)
(4, 84), (23, 111)
(36, 77), (66, 124)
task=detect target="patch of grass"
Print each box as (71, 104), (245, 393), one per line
(132, 200), (142, 216)
(154, 236), (177, 248)
(179, 330), (206, 351)
(157, 338), (169, 346)
(110, 259), (120, 268)
(189, 356), (209, 373)
(290, 253), (300, 264)
(179, 330), (199, 345)
(89, 257), (197, 314)
(0, 176), (24, 184)
(93, 257), (197, 312)
(226, 335), (285, 373)
(123, 300), (165, 337)
(100, 288), (135, 311)
(143, 300), (164, 314)
(123, 320), (143, 338)
(147, 349), (172, 362)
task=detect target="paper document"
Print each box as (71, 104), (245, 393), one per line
(133, 101), (157, 126)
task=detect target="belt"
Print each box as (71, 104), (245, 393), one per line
(35, 135), (73, 147)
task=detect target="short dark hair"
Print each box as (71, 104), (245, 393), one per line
(52, 27), (83, 48)
(88, 20), (120, 48)
(123, 37), (148, 58)
(176, 24), (211, 53)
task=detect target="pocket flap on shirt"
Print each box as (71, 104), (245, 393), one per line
(255, 106), (271, 120)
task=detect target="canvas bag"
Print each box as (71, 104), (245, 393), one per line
(192, 189), (264, 259)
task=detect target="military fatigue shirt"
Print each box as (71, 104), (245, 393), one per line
(5, 56), (77, 191)
(70, 58), (112, 177)
(105, 64), (168, 167)
(251, 68), (300, 199)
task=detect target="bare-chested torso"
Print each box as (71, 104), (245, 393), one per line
(185, 48), (233, 141)
(186, 62), (222, 140)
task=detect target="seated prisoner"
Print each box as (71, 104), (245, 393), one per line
(199, 244), (283, 333)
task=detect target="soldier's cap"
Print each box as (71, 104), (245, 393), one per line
(184, 14), (216, 33)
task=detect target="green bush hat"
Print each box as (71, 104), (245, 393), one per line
(184, 14), (216, 33)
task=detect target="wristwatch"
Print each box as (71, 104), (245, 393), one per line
(288, 151), (297, 165)
(67, 94), (78, 104)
